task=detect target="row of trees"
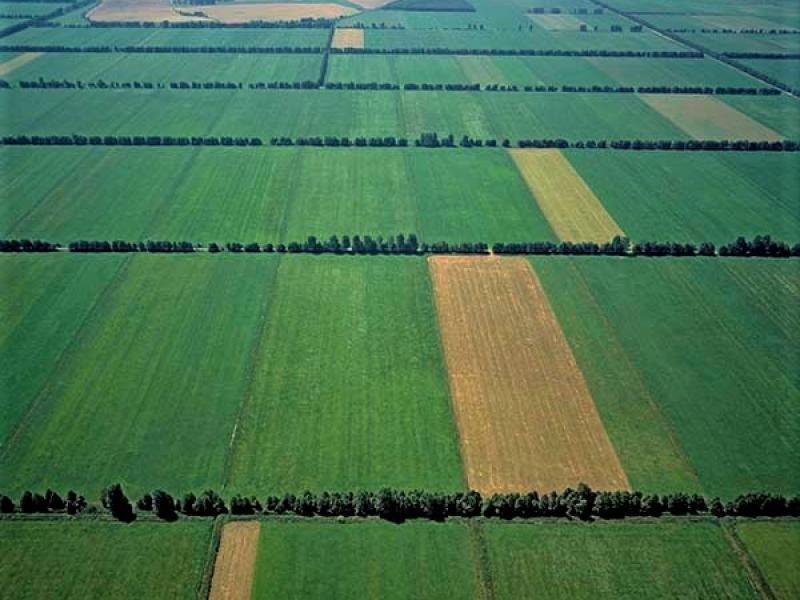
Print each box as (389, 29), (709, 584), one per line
(4, 484), (799, 523)
(723, 52), (800, 60)
(663, 28), (800, 35)
(77, 18), (337, 29)
(68, 240), (195, 253)
(0, 44), (326, 54)
(1, 134), (264, 146)
(518, 138), (799, 152)
(330, 47), (703, 58)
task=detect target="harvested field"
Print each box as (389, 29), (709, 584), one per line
(210, 522), (261, 600)
(429, 256), (629, 495)
(87, 0), (206, 23)
(528, 13), (584, 30)
(509, 149), (624, 243)
(640, 94), (783, 142)
(203, 3), (357, 23)
(349, 0), (392, 8)
(0, 52), (41, 77)
(332, 27), (364, 49)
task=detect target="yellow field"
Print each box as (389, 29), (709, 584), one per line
(429, 256), (630, 495)
(641, 95), (783, 141)
(332, 28), (365, 50)
(209, 522), (260, 600)
(0, 53), (42, 77)
(509, 149), (624, 243)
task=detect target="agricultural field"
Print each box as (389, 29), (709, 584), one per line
(681, 32), (800, 54)
(734, 520), (800, 599)
(0, 520), (212, 599)
(0, 2), (70, 17)
(740, 59), (800, 92)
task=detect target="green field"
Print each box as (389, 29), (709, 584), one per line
(533, 257), (800, 498)
(563, 151), (800, 245)
(253, 520), (476, 599)
(682, 32), (800, 54)
(227, 256), (464, 493)
(722, 94), (800, 139)
(2, 52), (323, 83)
(735, 520), (800, 599)
(0, 255), (279, 497)
(740, 59), (800, 91)
(0, 520), (211, 599)
(484, 520), (758, 599)
(0, 2), (69, 17)
(0, 146), (554, 242)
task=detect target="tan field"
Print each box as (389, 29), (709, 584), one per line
(203, 3), (357, 23)
(349, 0), (394, 8)
(0, 53), (42, 77)
(527, 13), (584, 30)
(640, 94), (783, 141)
(429, 256), (630, 495)
(209, 521), (261, 600)
(510, 148), (625, 243)
(332, 27), (365, 49)
(88, 0), (209, 22)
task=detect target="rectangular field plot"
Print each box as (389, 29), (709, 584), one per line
(740, 59), (800, 92)
(722, 94), (800, 139)
(0, 146), (553, 243)
(587, 56), (759, 88)
(226, 257), (464, 493)
(1, 52), (323, 83)
(0, 520), (211, 600)
(562, 151), (800, 245)
(0, 255), (279, 497)
(252, 520), (476, 600)
(682, 33), (800, 55)
(533, 258), (800, 498)
(735, 521), (800, 599)
(0, 2), (70, 17)
(429, 257), (629, 495)
(484, 521), (758, 599)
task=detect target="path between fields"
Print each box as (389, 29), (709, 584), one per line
(209, 521), (261, 600)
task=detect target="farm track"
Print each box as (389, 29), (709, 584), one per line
(721, 521), (776, 600)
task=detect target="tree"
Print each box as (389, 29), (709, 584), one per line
(137, 493), (153, 511)
(709, 497), (725, 517)
(152, 490), (177, 521)
(0, 495), (14, 513)
(101, 483), (135, 522)
(195, 490), (227, 516)
(46, 489), (65, 511)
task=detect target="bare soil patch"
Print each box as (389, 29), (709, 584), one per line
(203, 2), (357, 23)
(332, 27), (364, 49)
(209, 521), (260, 600)
(0, 52), (42, 77)
(430, 256), (630, 495)
(88, 0), (209, 22)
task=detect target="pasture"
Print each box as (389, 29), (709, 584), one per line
(0, 520), (211, 599)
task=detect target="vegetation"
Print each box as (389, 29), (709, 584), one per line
(735, 520), (800, 599)
(384, 0), (475, 13)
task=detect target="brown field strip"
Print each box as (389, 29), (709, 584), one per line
(0, 53), (43, 77)
(332, 28), (365, 50)
(209, 521), (260, 600)
(203, 3), (357, 23)
(430, 256), (630, 495)
(88, 0), (208, 22)
(640, 94), (783, 141)
(509, 148), (625, 243)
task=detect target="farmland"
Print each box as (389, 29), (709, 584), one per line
(734, 520), (800, 599)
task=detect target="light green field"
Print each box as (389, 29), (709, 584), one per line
(683, 32), (800, 54)
(0, 16), (25, 30)
(740, 59), (800, 92)
(0, 520), (211, 600)
(227, 257), (464, 493)
(1, 146), (554, 242)
(562, 151), (800, 245)
(533, 257), (800, 498)
(735, 520), (800, 599)
(0, 2), (68, 17)
(2, 52), (323, 83)
(252, 520), (476, 600)
(0, 255), (279, 497)
(722, 94), (800, 139)
(484, 520), (758, 599)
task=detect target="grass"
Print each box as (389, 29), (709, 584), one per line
(1, 146), (554, 243)
(740, 59), (800, 92)
(735, 520), (800, 599)
(532, 257), (800, 498)
(721, 94), (800, 139)
(562, 150), (800, 245)
(0, 519), (212, 599)
(484, 520), (758, 599)
(0, 255), (279, 497)
(0, 2), (69, 17)
(252, 519), (477, 599)
(227, 256), (464, 494)
(682, 32), (800, 54)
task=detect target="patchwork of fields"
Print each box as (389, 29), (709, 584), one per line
(2, 0), (799, 597)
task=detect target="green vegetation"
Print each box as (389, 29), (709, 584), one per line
(723, 94), (800, 139)
(385, 0), (475, 12)
(0, 255), (279, 497)
(252, 520), (476, 599)
(0, 519), (211, 599)
(227, 256), (464, 493)
(0, 2), (69, 17)
(735, 520), (800, 599)
(683, 33), (800, 54)
(533, 257), (800, 498)
(740, 59), (800, 92)
(484, 520), (758, 598)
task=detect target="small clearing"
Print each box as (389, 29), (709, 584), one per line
(209, 521), (261, 600)
(429, 256), (630, 495)
(509, 148), (624, 243)
(0, 52), (42, 77)
(332, 27), (365, 49)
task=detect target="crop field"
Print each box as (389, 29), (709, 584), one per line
(252, 520), (476, 599)
(0, 520), (211, 599)
(0, 2), (70, 17)
(1, 146), (553, 242)
(722, 94), (800, 139)
(484, 520), (758, 599)
(226, 256), (464, 493)
(740, 59), (800, 92)
(682, 33), (800, 55)
(734, 520), (800, 599)
(209, 522), (261, 600)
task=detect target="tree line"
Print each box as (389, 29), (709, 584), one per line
(662, 28), (800, 35)
(3, 484), (799, 523)
(73, 17), (337, 29)
(330, 47), (703, 58)
(0, 44), (326, 54)
(722, 52), (800, 60)
(1, 134), (264, 146)
(4, 236), (798, 259)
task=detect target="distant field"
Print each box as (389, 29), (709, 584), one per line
(0, 2), (69, 17)
(533, 258), (800, 498)
(484, 520), (758, 599)
(0, 146), (554, 242)
(2, 52), (323, 83)
(740, 59), (800, 91)
(0, 520), (211, 599)
(735, 520), (800, 599)
(562, 151), (800, 245)
(226, 257), (464, 493)
(0, 255), (279, 497)
(721, 94), (800, 138)
(252, 520), (476, 599)
(645, 14), (798, 32)
(587, 56), (759, 87)
(682, 32), (800, 54)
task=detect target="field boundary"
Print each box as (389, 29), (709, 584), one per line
(197, 516), (225, 600)
(721, 521), (777, 600)
(469, 521), (496, 600)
